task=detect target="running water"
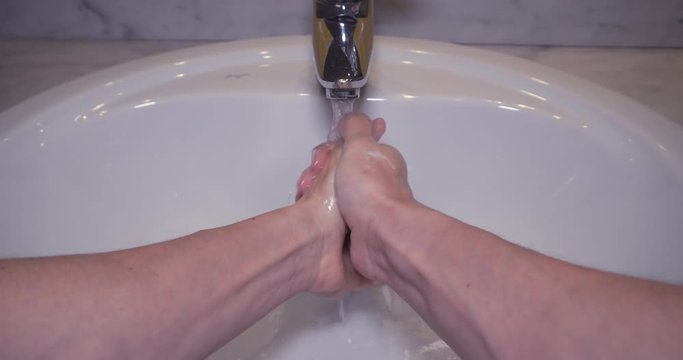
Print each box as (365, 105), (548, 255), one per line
(330, 99), (354, 326)
(333, 100), (353, 327)
(329, 99), (356, 142)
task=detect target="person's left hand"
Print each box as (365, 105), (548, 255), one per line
(294, 142), (368, 295)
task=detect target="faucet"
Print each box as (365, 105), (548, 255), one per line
(313, 0), (374, 100)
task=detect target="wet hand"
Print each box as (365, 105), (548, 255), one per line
(294, 142), (368, 295)
(334, 114), (416, 283)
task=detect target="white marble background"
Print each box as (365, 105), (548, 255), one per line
(1, 0), (682, 46)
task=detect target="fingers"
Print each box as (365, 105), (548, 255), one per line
(296, 168), (316, 201)
(297, 112), (386, 200)
(340, 113), (387, 144)
(371, 118), (386, 142)
(311, 143), (333, 171)
(296, 143), (334, 201)
(340, 113), (373, 141)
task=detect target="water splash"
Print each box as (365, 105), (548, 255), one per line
(329, 100), (355, 142)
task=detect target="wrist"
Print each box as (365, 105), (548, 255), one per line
(203, 205), (323, 295)
(289, 201), (348, 294)
(370, 200), (477, 287)
(284, 203), (329, 291)
(359, 198), (429, 283)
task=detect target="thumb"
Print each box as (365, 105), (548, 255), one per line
(340, 113), (375, 142)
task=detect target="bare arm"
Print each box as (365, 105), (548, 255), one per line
(335, 113), (683, 360)
(0, 144), (358, 359)
(374, 202), (683, 359)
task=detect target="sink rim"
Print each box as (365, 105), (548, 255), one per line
(1, 36), (682, 158)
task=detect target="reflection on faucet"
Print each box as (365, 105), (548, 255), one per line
(313, 0), (374, 100)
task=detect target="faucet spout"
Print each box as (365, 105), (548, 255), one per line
(313, 0), (374, 100)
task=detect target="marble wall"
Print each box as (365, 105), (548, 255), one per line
(1, 0), (682, 46)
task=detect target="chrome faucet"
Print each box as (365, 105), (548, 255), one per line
(313, 0), (374, 100)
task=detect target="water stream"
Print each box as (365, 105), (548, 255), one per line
(328, 100), (356, 142)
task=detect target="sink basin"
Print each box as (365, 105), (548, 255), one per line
(1, 36), (682, 359)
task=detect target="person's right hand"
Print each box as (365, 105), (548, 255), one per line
(335, 114), (417, 283)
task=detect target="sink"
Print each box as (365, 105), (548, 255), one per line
(1, 36), (682, 359)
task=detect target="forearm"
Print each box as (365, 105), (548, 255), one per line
(376, 201), (683, 360)
(0, 205), (316, 359)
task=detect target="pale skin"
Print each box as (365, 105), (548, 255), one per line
(1, 114), (683, 359)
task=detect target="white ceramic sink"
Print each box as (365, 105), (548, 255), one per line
(1, 36), (682, 359)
